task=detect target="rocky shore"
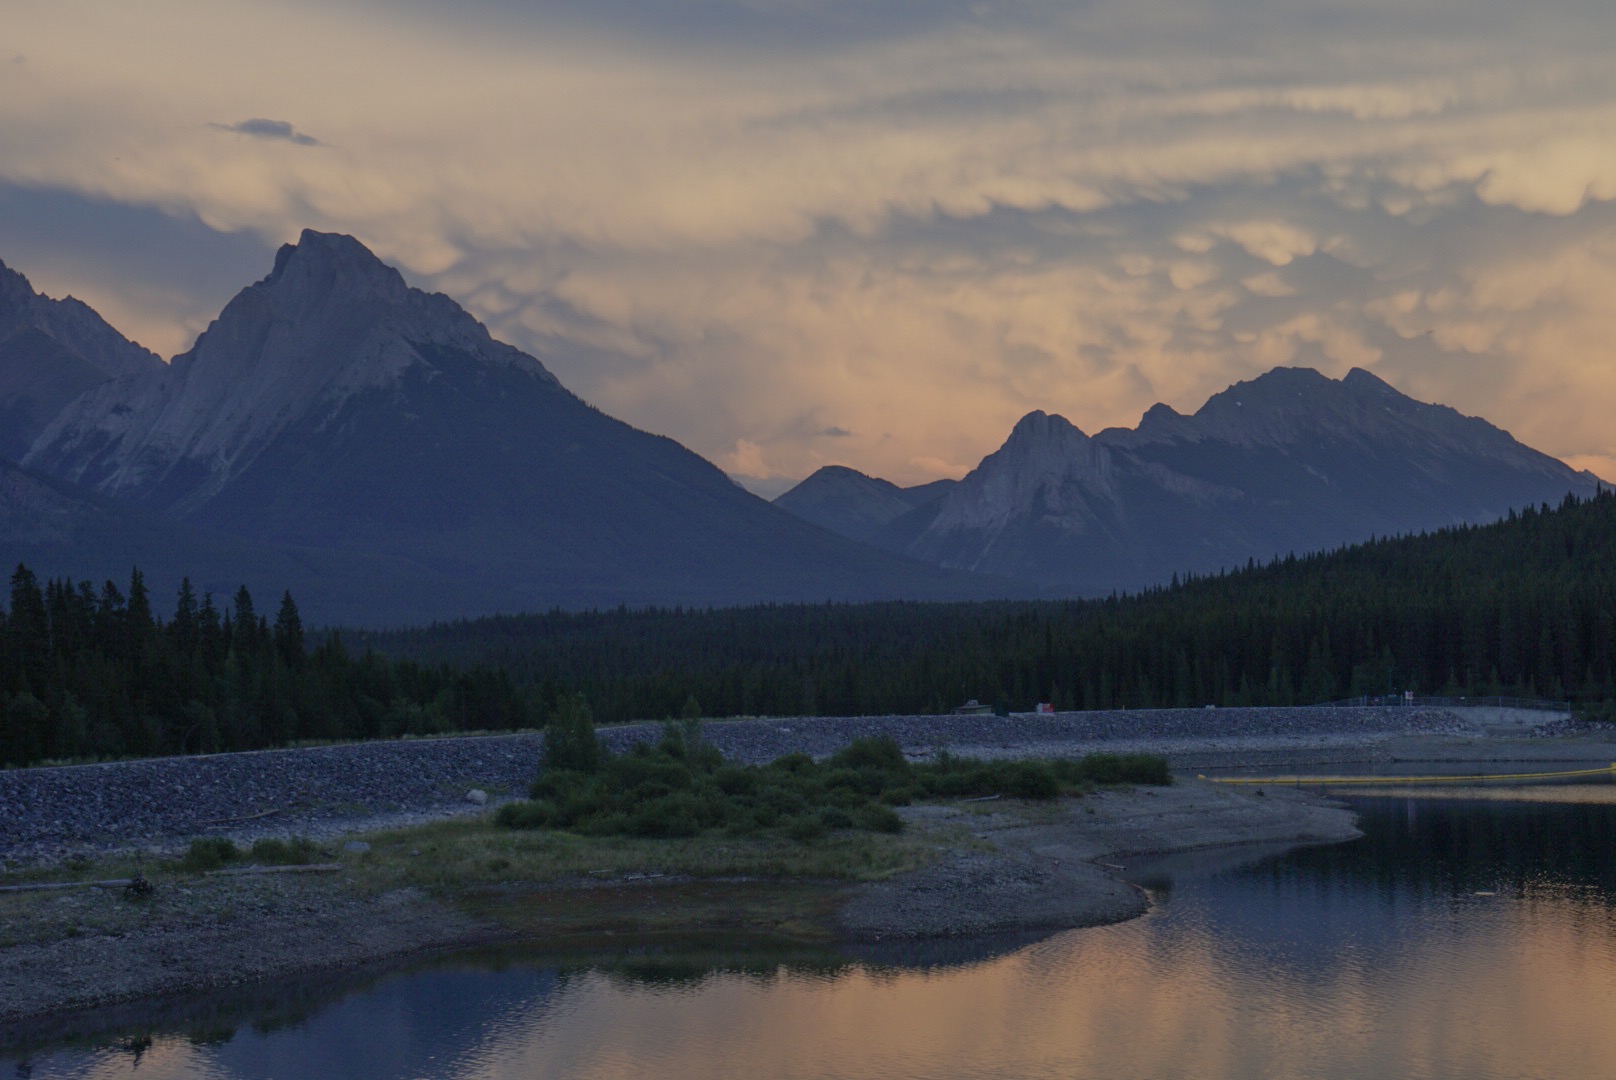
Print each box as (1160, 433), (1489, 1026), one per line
(4, 705), (1608, 1036)
(1, 705), (1486, 865)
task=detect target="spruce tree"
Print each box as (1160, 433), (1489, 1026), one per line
(274, 591), (305, 669)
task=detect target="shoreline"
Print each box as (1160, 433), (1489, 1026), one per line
(838, 778), (1361, 943)
(5, 710), (1613, 1041)
(0, 779), (1357, 1040)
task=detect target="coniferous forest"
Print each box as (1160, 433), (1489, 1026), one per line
(5, 489), (1616, 767)
(0, 570), (533, 766)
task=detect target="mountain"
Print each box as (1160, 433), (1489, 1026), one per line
(17, 231), (1013, 622)
(779, 367), (1604, 594)
(772, 465), (956, 545)
(0, 259), (163, 460)
(0, 456), (519, 623)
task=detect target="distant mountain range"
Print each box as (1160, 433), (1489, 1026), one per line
(3, 233), (1011, 623)
(2, 233), (1601, 625)
(775, 367), (1605, 594)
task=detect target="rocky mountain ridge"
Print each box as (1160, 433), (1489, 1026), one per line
(8, 232), (1012, 623)
(779, 366), (1603, 593)
(0, 259), (163, 460)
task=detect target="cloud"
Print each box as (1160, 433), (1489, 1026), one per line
(210, 118), (322, 146)
(4, 0), (1616, 487)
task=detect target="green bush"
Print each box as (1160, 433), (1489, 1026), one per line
(503, 734), (1165, 844)
(1001, 761), (1059, 799)
(817, 806), (855, 831)
(179, 836), (241, 872)
(496, 800), (554, 829)
(856, 804), (904, 833)
(629, 793), (703, 838)
(543, 693), (603, 773)
(785, 813), (827, 842)
(713, 764), (758, 796)
(531, 767), (589, 801)
(830, 736), (909, 775)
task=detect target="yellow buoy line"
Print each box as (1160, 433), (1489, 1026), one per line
(1202, 764), (1616, 787)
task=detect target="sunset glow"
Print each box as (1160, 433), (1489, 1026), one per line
(4, 0), (1616, 492)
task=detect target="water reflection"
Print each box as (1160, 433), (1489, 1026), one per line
(11, 794), (1616, 1079)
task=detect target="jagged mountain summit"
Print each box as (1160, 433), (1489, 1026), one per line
(27, 231), (558, 515)
(0, 259), (163, 460)
(778, 366), (1604, 594)
(17, 231), (1012, 621)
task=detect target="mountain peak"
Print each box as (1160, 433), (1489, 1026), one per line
(1, 253), (164, 457)
(25, 229), (557, 506)
(1007, 410), (1087, 444)
(0, 256), (31, 307)
(265, 230), (409, 303)
(1342, 366), (1398, 397)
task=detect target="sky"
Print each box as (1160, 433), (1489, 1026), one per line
(4, 0), (1616, 497)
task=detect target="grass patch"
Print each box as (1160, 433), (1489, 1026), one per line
(340, 814), (939, 899)
(250, 837), (325, 865)
(171, 835), (326, 873)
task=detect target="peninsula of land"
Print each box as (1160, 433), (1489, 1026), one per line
(3, 705), (1609, 1041)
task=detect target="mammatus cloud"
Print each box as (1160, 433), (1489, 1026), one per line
(210, 118), (322, 146)
(4, 0), (1616, 488)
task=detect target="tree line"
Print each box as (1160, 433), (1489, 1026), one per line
(5, 488), (1615, 765)
(0, 569), (533, 766)
(368, 489), (1616, 723)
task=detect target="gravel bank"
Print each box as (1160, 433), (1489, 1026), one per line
(0, 706), (1500, 865)
(839, 780), (1363, 943)
(2, 704), (1593, 1036)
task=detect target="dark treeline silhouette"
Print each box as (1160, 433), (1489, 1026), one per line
(0, 570), (533, 766)
(367, 489), (1616, 725)
(5, 489), (1614, 766)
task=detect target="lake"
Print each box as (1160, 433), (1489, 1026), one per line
(11, 785), (1616, 1079)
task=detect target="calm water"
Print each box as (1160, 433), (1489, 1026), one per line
(12, 788), (1616, 1080)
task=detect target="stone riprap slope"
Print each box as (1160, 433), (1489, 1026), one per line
(0, 707), (1473, 864)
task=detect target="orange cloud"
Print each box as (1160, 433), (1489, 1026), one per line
(4, 0), (1616, 486)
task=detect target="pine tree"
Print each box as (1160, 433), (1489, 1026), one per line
(274, 591), (305, 669)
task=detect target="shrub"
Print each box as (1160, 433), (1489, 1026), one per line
(630, 793), (703, 838)
(785, 813), (827, 842)
(250, 837), (321, 865)
(532, 767), (590, 801)
(824, 767), (884, 797)
(855, 804), (904, 834)
(817, 806), (855, 831)
(713, 764), (758, 797)
(496, 800), (554, 829)
(830, 736), (909, 775)
(1003, 761), (1060, 800)
(611, 753), (695, 797)
(543, 693), (603, 773)
(179, 836), (241, 872)
(502, 727), (1097, 843)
